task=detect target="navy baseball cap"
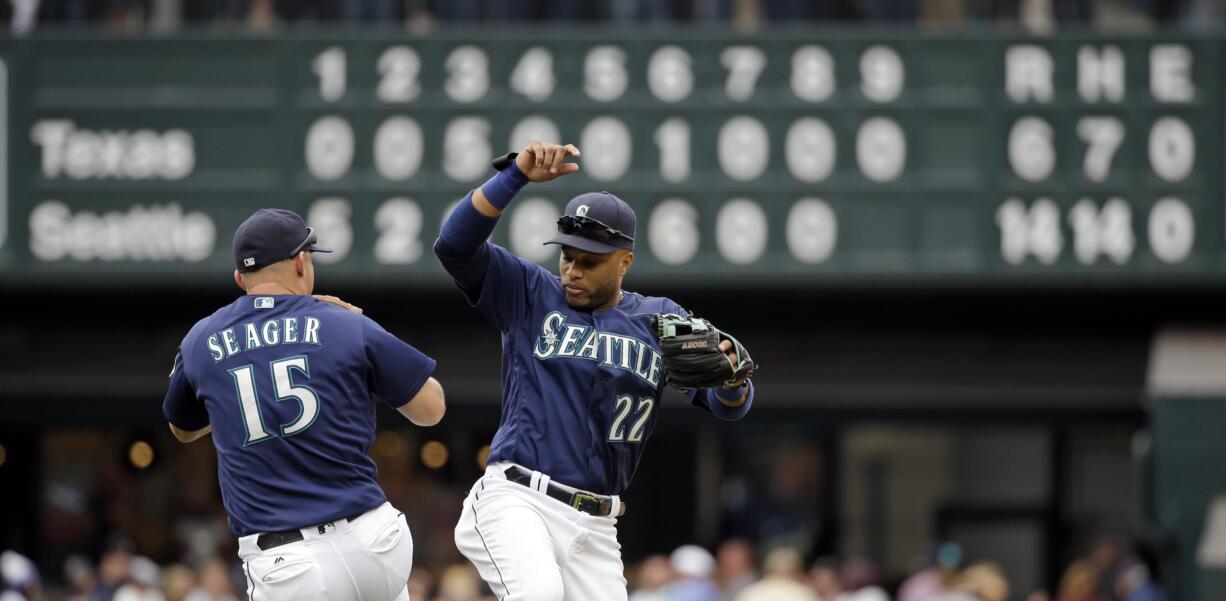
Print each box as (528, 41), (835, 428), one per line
(233, 208), (331, 272)
(544, 191), (636, 254)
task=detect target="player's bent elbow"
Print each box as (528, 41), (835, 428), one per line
(399, 377), (446, 426)
(169, 423), (211, 443)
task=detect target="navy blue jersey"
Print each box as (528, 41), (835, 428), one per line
(456, 242), (718, 495)
(163, 295), (435, 536)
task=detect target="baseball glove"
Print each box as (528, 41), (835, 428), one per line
(652, 313), (757, 391)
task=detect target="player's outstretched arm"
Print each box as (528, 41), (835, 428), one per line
(434, 142), (580, 295)
(397, 376), (445, 426)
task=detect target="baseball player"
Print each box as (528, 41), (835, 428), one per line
(434, 142), (756, 601)
(162, 208), (445, 601)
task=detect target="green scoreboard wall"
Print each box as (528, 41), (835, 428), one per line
(0, 31), (1222, 287)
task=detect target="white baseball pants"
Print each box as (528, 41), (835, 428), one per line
(454, 462), (628, 601)
(237, 502), (413, 601)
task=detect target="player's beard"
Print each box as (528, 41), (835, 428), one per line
(568, 277), (620, 311)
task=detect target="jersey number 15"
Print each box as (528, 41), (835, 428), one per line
(229, 355), (321, 446)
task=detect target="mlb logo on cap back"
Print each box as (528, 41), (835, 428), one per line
(233, 208), (332, 272)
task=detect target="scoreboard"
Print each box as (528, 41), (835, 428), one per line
(0, 31), (1223, 287)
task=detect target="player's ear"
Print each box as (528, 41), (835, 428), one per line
(294, 252), (307, 277)
(234, 269), (245, 290)
(620, 250), (634, 276)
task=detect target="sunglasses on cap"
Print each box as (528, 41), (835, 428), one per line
(289, 227), (320, 257)
(556, 215), (634, 244)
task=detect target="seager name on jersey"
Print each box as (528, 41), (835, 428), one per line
(206, 316), (322, 362)
(532, 311), (663, 387)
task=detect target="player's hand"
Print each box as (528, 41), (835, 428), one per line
(313, 294), (363, 314)
(515, 142), (580, 183)
(719, 340), (748, 388)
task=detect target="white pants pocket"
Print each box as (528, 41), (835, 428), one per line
(359, 510), (414, 597)
(245, 545), (326, 601)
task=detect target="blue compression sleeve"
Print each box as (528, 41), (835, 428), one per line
(438, 191), (499, 256)
(482, 161), (530, 210)
(706, 382), (750, 419)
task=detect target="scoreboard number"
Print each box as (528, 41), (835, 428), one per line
(307, 198), (353, 263)
(445, 45), (490, 103)
(443, 117), (492, 181)
(654, 118), (690, 183)
(305, 116), (355, 181)
(510, 47), (555, 102)
(648, 199), (700, 265)
(312, 46), (346, 102)
(648, 46), (694, 103)
(716, 199), (769, 265)
(791, 45), (835, 102)
(376, 46), (422, 103)
(374, 198), (424, 264)
(1009, 117), (1056, 182)
(581, 117), (632, 181)
(373, 117), (424, 181)
(584, 46), (628, 102)
(1076, 117), (1124, 182)
(1149, 117), (1195, 182)
(509, 197), (559, 263)
(786, 118), (836, 183)
(721, 46), (766, 102)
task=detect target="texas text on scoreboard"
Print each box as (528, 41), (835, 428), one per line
(0, 31), (1221, 287)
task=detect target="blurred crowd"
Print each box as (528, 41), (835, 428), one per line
(624, 538), (1167, 601)
(3, 0), (1226, 33)
(1, 536), (1168, 601)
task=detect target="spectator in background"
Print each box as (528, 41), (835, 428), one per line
(956, 562), (1010, 601)
(434, 563), (481, 601)
(159, 565), (195, 601)
(63, 555), (98, 601)
(337, 0), (398, 23)
(667, 545), (721, 601)
(0, 550), (40, 601)
(182, 560), (235, 601)
(1113, 559), (1165, 601)
(1181, 0), (1226, 28)
(898, 543), (965, 601)
(835, 558), (888, 601)
(735, 547), (819, 601)
(717, 539), (758, 601)
(858, 0), (917, 20)
(93, 543), (135, 601)
(809, 557), (843, 601)
(1088, 538), (1125, 601)
(407, 567), (434, 601)
(113, 556), (164, 601)
(629, 555), (674, 601)
(1057, 560), (1104, 601)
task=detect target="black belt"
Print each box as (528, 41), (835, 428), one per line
(255, 511), (364, 551)
(503, 466), (626, 517)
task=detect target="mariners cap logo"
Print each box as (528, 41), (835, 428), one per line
(576, 205), (590, 217)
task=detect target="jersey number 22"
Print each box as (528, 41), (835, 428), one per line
(229, 355), (320, 445)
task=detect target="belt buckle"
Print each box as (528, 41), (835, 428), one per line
(571, 492), (600, 513)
